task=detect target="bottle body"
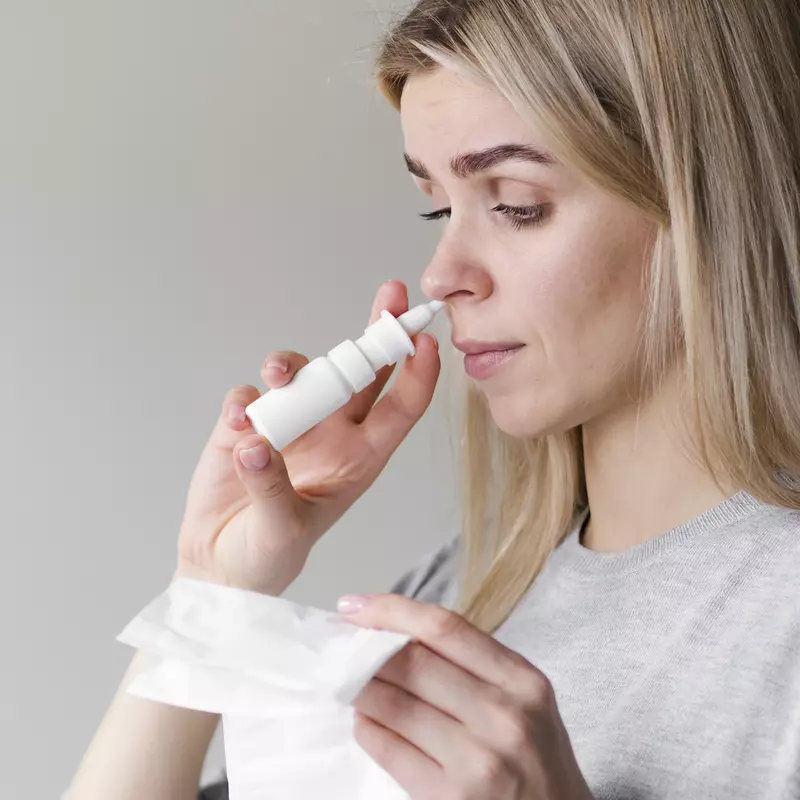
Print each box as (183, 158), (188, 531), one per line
(245, 302), (444, 451)
(246, 355), (356, 450)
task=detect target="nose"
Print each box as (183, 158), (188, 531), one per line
(419, 235), (492, 307)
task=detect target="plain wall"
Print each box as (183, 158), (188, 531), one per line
(0, 2), (464, 795)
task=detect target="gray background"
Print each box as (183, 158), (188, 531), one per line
(0, 2), (463, 796)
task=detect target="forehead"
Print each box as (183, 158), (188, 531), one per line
(400, 68), (534, 153)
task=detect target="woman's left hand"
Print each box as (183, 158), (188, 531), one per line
(338, 593), (594, 800)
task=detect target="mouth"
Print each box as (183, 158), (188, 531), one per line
(452, 339), (526, 355)
(462, 345), (525, 380)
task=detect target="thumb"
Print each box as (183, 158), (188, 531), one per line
(232, 434), (305, 524)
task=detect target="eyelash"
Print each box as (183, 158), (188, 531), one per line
(419, 203), (546, 231)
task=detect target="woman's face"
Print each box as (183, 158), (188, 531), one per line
(402, 68), (658, 437)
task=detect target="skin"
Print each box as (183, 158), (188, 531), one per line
(336, 67), (734, 798)
(343, 593), (595, 799)
(403, 68), (731, 550)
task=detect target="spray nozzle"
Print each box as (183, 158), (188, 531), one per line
(396, 300), (447, 337)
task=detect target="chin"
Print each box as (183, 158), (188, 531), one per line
(488, 410), (554, 440)
(486, 396), (580, 440)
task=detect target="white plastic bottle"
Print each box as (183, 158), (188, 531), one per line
(245, 300), (446, 451)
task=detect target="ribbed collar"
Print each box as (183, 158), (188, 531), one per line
(553, 490), (771, 577)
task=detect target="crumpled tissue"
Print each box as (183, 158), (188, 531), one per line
(117, 577), (413, 800)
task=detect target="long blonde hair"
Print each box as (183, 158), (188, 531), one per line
(375, 0), (800, 634)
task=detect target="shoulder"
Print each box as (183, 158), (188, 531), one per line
(720, 501), (800, 619)
(730, 501), (800, 568)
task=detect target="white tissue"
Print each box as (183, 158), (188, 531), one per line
(117, 577), (412, 800)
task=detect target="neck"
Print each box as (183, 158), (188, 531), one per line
(580, 366), (736, 552)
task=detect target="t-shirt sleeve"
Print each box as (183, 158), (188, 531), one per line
(198, 778), (229, 799)
(387, 532), (461, 608)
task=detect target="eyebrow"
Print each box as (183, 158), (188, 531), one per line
(403, 143), (557, 181)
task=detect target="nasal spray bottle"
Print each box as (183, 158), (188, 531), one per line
(245, 300), (446, 451)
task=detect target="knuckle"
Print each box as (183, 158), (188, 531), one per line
(492, 702), (532, 751)
(470, 748), (507, 787)
(520, 672), (555, 711)
(384, 684), (416, 716)
(403, 641), (431, 672)
(426, 609), (464, 641)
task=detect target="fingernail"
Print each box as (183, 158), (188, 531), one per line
(228, 404), (247, 423)
(429, 333), (439, 348)
(240, 443), (271, 471)
(337, 595), (371, 614)
(264, 357), (289, 374)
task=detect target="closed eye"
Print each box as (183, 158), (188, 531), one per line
(419, 203), (547, 231)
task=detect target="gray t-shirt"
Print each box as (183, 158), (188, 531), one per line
(201, 489), (800, 799)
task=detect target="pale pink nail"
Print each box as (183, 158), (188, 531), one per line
(337, 595), (371, 614)
(240, 443), (271, 471)
(228, 404), (247, 423)
(264, 357), (289, 374)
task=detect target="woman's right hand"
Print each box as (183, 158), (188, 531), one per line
(174, 280), (442, 595)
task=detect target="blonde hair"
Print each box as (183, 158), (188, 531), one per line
(375, 0), (800, 634)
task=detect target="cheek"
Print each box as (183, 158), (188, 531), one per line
(491, 221), (650, 435)
(529, 210), (649, 356)
(530, 212), (646, 316)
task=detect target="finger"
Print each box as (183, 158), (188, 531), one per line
(259, 350), (310, 390)
(340, 595), (544, 701)
(359, 331), (441, 458)
(208, 384), (261, 450)
(354, 675), (478, 774)
(342, 280), (409, 424)
(352, 711), (445, 798)
(232, 433), (306, 530)
(370, 642), (501, 743)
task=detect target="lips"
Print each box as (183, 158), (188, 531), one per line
(463, 345), (524, 379)
(452, 339), (526, 355)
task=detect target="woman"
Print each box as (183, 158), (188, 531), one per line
(68, 0), (800, 797)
